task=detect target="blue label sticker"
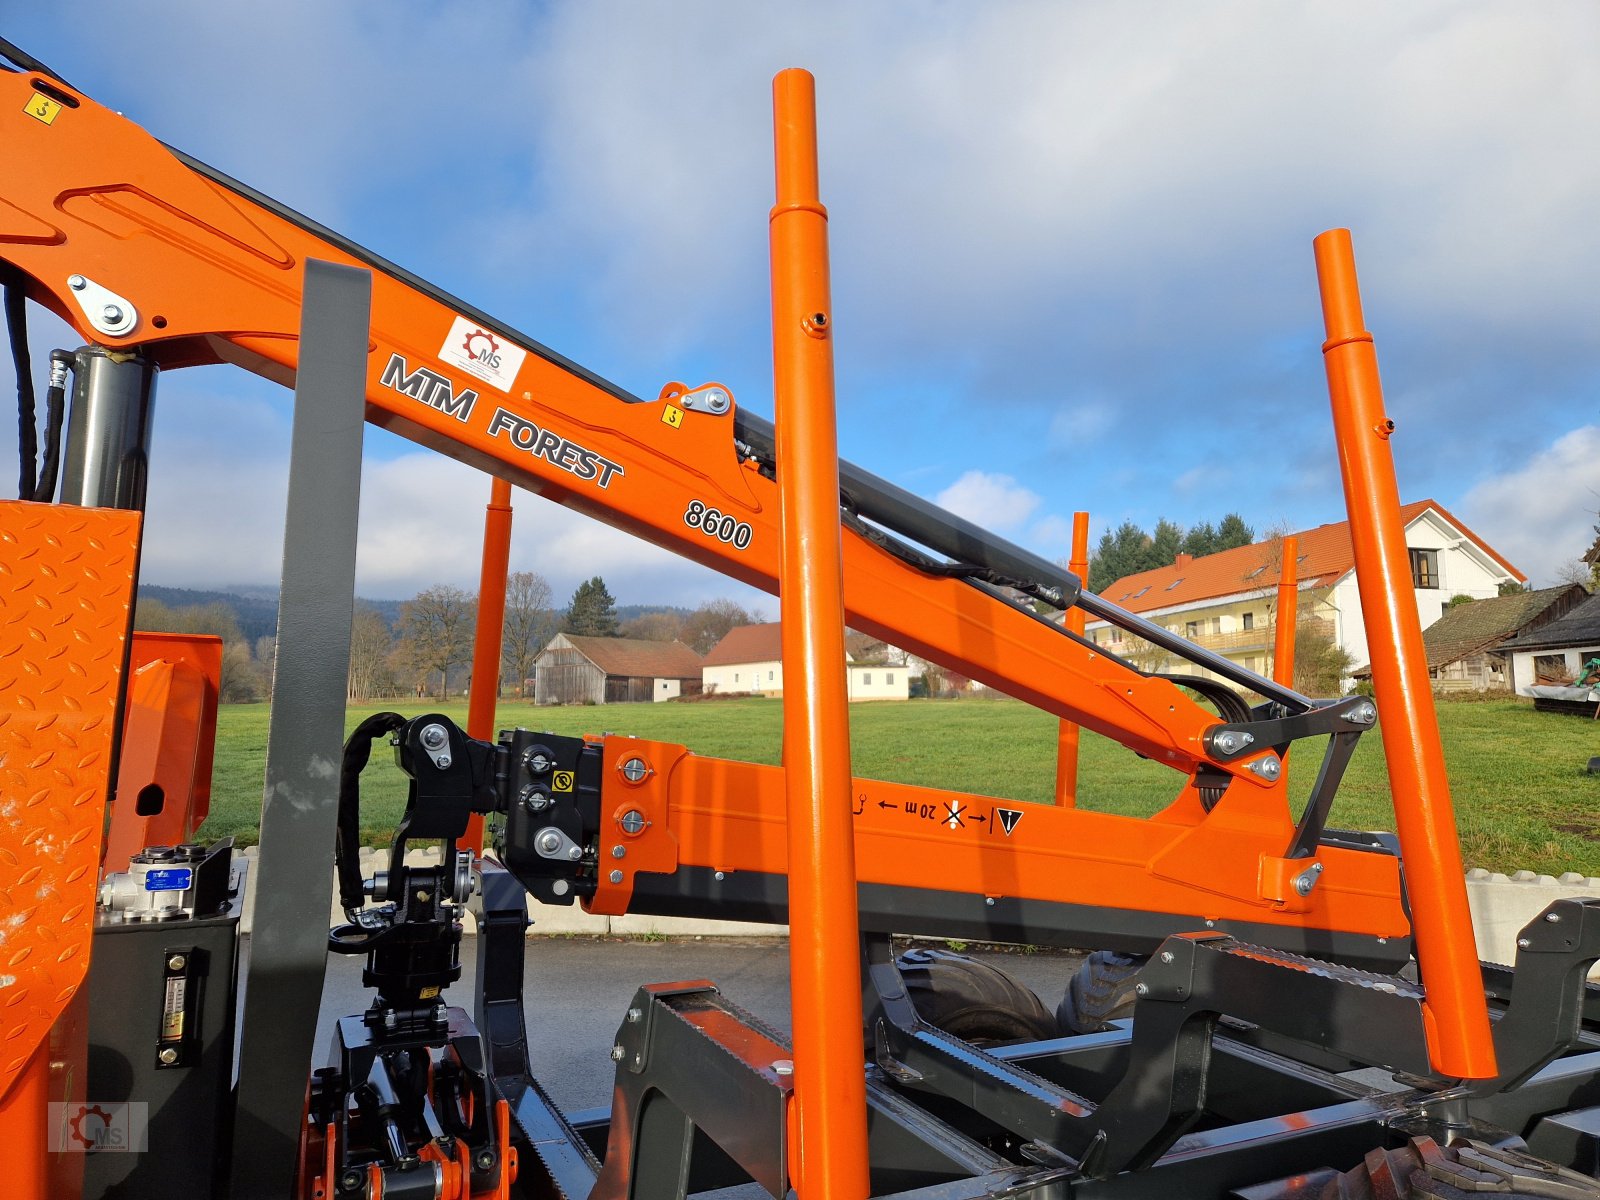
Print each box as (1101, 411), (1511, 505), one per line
(144, 867), (193, 892)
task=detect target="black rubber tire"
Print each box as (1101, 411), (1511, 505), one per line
(895, 948), (1058, 1046)
(1056, 950), (1147, 1035)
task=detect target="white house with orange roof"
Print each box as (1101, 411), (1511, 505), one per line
(702, 623), (910, 700)
(1082, 500), (1524, 683)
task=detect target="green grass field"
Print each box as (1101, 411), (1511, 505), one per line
(197, 696), (1600, 876)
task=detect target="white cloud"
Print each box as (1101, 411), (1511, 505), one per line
(935, 470), (1041, 533)
(1458, 426), (1600, 586)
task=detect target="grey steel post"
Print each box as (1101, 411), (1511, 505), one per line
(58, 345), (158, 509)
(229, 260), (371, 1197)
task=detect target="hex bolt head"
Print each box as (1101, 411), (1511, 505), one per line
(1518, 937), (1532, 949)
(610, 1043), (626, 1061)
(621, 757), (649, 783)
(1216, 732), (1240, 753)
(620, 809), (647, 835)
(1134, 982), (1149, 997)
(420, 723), (448, 749)
(158, 1047), (180, 1065)
(68, 274), (87, 291)
(536, 831), (562, 855)
(568, 845), (584, 861)
(609, 870), (624, 885)
(626, 1007), (643, 1023)
(611, 844), (626, 859)
(436, 755), (452, 769)
(1545, 912), (1562, 923)
(772, 1059), (795, 1076)
(101, 303), (124, 324)
(474, 1149), (496, 1171)
(167, 954), (187, 972)
(1159, 950), (1175, 964)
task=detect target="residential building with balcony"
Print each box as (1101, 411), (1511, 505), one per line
(1082, 500), (1524, 685)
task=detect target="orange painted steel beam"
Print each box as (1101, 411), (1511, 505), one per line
(0, 65), (1282, 801)
(464, 476), (514, 853)
(0, 501), (140, 1200)
(1272, 535), (1299, 689)
(1312, 228), (1495, 1079)
(589, 738), (1411, 942)
(769, 68), (871, 1199)
(102, 631), (222, 872)
(1054, 511), (1091, 805)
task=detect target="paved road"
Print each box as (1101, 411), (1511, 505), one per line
(311, 936), (1082, 1113)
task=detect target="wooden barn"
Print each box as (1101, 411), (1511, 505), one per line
(533, 633), (703, 705)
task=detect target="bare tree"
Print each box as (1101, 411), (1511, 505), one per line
(501, 571), (556, 698)
(397, 585), (476, 699)
(620, 611), (685, 643)
(679, 598), (760, 656)
(348, 606), (395, 700)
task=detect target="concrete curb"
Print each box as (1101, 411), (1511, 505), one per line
(234, 847), (1594, 972)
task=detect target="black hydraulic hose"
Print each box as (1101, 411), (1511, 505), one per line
(337, 712), (407, 912)
(33, 350), (71, 503)
(4, 270), (37, 501)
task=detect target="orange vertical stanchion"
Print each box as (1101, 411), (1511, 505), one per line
(1312, 228), (1496, 1079)
(770, 68), (871, 1199)
(463, 476), (514, 854)
(1272, 535), (1299, 689)
(1054, 511), (1091, 805)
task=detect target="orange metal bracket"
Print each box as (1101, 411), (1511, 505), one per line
(0, 500), (139, 1200)
(770, 68), (871, 1199)
(1272, 535), (1299, 689)
(1054, 511), (1091, 806)
(464, 476), (515, 853)
(102, 630), (222, 872)
(1313, 228), (1495, 1079)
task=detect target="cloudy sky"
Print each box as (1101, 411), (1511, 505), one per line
(4, 3), (1597, 609)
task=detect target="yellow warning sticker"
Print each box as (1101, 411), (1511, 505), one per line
(24, 94), (62, 125)
(661, 403), (684, 429)
(552, 770), (575, 793)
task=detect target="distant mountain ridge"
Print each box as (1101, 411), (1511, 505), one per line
(136, 585), (688, 643)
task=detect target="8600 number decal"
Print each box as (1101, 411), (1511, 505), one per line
(684, 500), (753, 550)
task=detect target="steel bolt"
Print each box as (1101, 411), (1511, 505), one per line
(1545, 912), (1562, 923)
(610, 1044), (626, 1061)
(1518, 937), (1532, 949)
(609, 870), (624, 885)
(611, 844), (626, 859)
(536, 831), (562, 855)
(475, 1149), (496, 1171)
(1249, 756), (1282, 780)
(101, 303), (124, 324)
(68, 274), (86, 291)
(984, 896), (995, 906)
(158, 1047), (179, 1065)
(772, 1059), (795, 1076)
(167, 954), (187, 971)
(1159, 950), (1174, 964)
(627, 1007), (643, 1023)
(568, 845), (584, 861)
(713, 870), (726, 882)
(1134, 982), (1149, 997)
(1345, 702), (1377, 725)
(620, 809), (647, 835)
(621, 757), (649, 783)
(420, 723), (448, 749)
(436, 755), (452, 769)
(340, 1168), (364, 1191)
(703, 388), (730, 413)
(1216, 731), (1240, 753)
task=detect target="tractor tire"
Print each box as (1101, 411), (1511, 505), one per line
(895, 948), (1058, 1046)
(1056, 950), (1146, 1035)
(1315, 1136), (1600, 1199)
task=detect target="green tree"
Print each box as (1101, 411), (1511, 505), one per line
(1087, 521), (1153, 592)
(1497, 580), (1528, 596)
(563, 576), (620, 637)
(1149, 519), (1184, 568)
(1180, 521), (1218, 558)
(1214, 513), (1255, 551)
